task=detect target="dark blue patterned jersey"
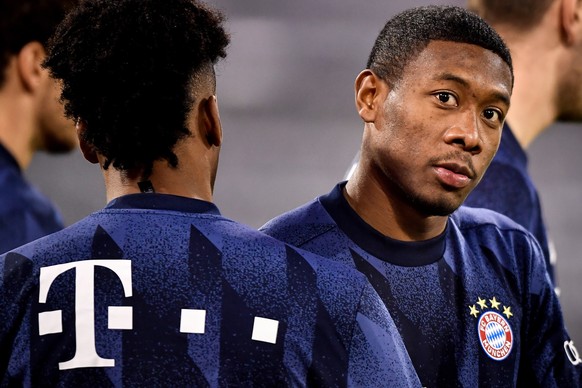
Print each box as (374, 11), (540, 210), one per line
(261, 183), (581, 387)
(465, 124), (554, 285)
(0, 143), (64, 254)
(0, 193), (421, 387)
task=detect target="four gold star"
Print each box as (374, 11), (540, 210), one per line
(469, 296), (513, 319)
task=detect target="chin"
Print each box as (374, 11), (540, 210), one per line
(430, 205), (458, 217)
(43, 136), (78, 154)
(45, 143), (76, 154)
(410, 194), (462, 217)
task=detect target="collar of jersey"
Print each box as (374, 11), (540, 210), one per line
(106, 193), (221, 216)
(319, 181), (446, 266)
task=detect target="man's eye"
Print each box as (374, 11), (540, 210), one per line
(435, 92), (457, 106)
(483, 109), (500, 121)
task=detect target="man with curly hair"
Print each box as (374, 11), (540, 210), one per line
(262, 5), (581, 386)
(0, 0), (421, 386)
(0, 0), (79, 253)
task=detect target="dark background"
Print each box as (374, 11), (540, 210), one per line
(27, 0), (581, 344)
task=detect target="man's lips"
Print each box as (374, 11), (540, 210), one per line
(437, 162), (475, 179)
(433, 162), (476, 188)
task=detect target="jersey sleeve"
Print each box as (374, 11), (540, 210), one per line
(518, 236), (581, 386)
(347, 281), (421, 387)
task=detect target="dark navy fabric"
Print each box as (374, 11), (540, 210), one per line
(0, 193), (420, 387)
(261, 183), (581, 387)
(0, 143), (64, 254)
(465, 124), (554, 284)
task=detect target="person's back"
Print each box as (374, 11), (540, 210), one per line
(0, 0), (79, 253)
(0, 0), (420, 385)
(1, 193), (417, 386)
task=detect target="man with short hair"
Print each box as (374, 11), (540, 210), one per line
(0, 0), (421, 386)
(465, 0), (582, 287)
(262, 5), (581, 386)
(0, 0), (79, 253)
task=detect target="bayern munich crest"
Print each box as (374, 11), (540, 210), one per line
(469, 297), (514, 361)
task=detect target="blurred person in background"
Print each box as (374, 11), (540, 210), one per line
(465, 0), (582, 288)
(0, 0), (79, 253)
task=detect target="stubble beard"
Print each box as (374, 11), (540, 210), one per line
(409, 191), (461, 217)
(395, 177), (463, 217)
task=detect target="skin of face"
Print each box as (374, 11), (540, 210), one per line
(36, 71), (78, 153)
(367, 40), (513, 217)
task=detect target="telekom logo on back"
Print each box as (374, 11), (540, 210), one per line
(38, 260), (133, 370)
(38, 259), (281, 371)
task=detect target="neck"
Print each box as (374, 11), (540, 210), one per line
(492, 10), (565, 149)
(101, 140), (216, 204)
(503, 40), (559, 149)
(0, 91), (37, 169)
(345, 165), (448, 242)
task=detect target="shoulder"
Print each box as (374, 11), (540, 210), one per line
(241, 221), (370, 294)
(0, 189), (63, 253)
(465, 160), (534, 209)
(465, 128), (537, 218)
(287, 243), (367, 286)
(451, 206), (533, 238)
(0, 168), (61, 221)
(470, 157), (531, 193)
(260, 199), (336, 247)
(262, 199), (327, 228)
(450, 206), (543, 262)
(452, 205), (524, 228)
(0, 168), (38, 210)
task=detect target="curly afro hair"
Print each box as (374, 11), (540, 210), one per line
(367, 5), (513, 88)
(43, 0), (230, 177)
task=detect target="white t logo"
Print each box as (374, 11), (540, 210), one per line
(564, 340), (582, 366)
(38, 260), (132, 370)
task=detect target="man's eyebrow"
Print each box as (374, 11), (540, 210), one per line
(435, 73), (470, 88)
(434, 72), (511, 106)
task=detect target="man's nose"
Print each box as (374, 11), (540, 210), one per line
(443, 111), (482, 154)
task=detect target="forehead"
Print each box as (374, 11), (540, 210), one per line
(399, 40), (512, 101)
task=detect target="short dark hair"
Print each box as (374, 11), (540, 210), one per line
(43, 0), (230, 177)
(367, 5), (513, 86)
(0, 0), (78, 86)
(468, 0), (554, 31)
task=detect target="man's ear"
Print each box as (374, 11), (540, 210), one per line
(355, 69), (387, 123)
(76, 120), (99, 164)
(201, 95), (222, 147)
(16, 41), (46, 92)
(561, 0), (582, 45)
